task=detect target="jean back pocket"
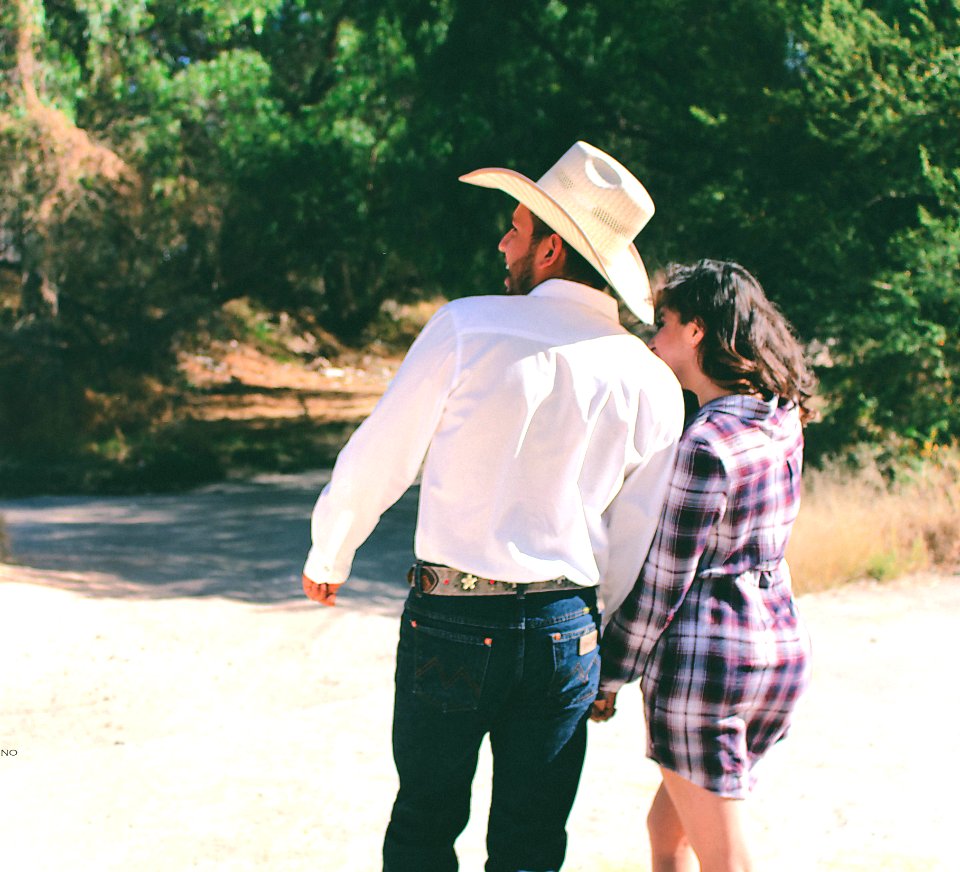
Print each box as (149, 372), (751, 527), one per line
(411, 621), (493, 713)
(548, 623), (600, 708)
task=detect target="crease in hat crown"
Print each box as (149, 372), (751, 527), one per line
(459, 141), (656, 323)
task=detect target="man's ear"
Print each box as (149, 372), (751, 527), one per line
(538, 232), (565, 269)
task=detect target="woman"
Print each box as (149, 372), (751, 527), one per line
(592, 260), (816, 871)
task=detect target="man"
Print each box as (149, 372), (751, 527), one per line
(302, 141), (684, 871)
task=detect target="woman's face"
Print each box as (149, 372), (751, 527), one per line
(649, 307), (702, 389)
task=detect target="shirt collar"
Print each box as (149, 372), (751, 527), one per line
(698, 392), (780, 423)
(529, 279), (620, 322)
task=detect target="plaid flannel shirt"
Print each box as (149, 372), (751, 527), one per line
(600, 393), (804, 691)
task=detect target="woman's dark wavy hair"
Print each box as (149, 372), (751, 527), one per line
(655, 259), (817, 423)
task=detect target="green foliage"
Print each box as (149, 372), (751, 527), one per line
(216, 2), (426, 337)
(1, 0), (959, 491)
(1, 0), (419, 477)
(782, 0), (960, 453)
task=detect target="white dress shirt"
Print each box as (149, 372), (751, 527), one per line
(303, 279), (683, 617)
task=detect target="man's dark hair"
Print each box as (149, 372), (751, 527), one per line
(529, 213), (608, 291)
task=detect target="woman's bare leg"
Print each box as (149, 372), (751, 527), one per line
(648, 780), (697, 872)
(660, 767), (753, 872)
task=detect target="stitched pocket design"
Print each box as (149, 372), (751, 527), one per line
(412, 622), (493, 713)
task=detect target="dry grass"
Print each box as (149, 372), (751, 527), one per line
(788, 446), (960, 594)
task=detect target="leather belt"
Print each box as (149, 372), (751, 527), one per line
(407, 561), (585, 596)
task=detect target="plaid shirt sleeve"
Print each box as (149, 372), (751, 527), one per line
(599, 434), (729, 691)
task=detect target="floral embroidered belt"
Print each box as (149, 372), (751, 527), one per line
(407, 561), (585, 596)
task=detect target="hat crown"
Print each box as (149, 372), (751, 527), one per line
(536, 141), (654, 268)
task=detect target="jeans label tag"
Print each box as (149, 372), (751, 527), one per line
(579, 629), (598, 656)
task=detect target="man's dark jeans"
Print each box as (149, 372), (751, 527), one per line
(382, 584), (601, 872)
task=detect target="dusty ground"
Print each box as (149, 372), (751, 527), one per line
(178, 339), (402, 423)
(1, 477), (956, 871)
(175, 297), (442, 426)
(2, 314), (955, 869)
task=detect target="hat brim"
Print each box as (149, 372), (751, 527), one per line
(460, 167), (654, 324)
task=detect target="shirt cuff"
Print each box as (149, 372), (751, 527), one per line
(598, 675), (627, 693)
(302, 548), (347, 585)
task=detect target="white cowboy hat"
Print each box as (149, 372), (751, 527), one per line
(459, 141), (656, 323)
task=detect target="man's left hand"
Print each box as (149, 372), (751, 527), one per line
(303, 575), (342, 606)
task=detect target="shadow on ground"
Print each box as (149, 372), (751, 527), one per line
(0, 471), (416, 612)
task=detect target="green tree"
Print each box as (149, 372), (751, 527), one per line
(398, 0), (960, 457)
(784, 0), (960, 455)
(0, 1), (425, 480)
(2, 0), (957, 490)
(0, 0), (224, 469)
(216, 2), (426, 338)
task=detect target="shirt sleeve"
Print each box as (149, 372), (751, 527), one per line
(302, 306), (459, 584)
(599, 434), (729, 691)
(598, 392), (683, 621)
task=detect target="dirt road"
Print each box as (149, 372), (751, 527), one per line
(1, 474), (955, 870)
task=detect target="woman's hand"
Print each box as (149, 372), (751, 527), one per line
(589, 689), (618, 722)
